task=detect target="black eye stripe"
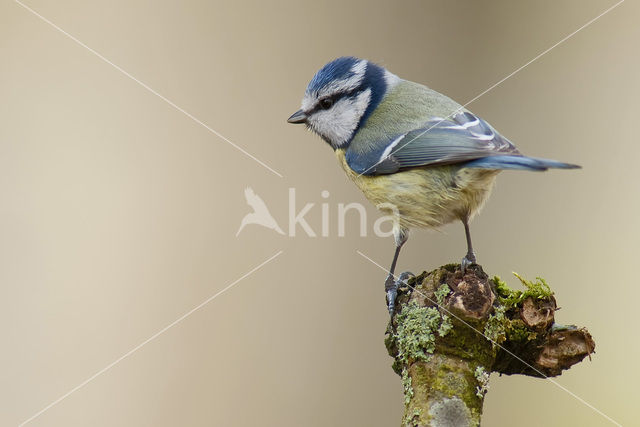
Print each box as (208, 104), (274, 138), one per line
(307, 89), (360, 115)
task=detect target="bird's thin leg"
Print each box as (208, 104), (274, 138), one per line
(385, 227), (413, 315)
(461, 218), (477, 274)
(384, 244), (401, 287)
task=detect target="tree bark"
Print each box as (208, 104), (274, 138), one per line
(384, 265), (595, 427)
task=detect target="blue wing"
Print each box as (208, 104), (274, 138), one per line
(345, 112), (579, 175)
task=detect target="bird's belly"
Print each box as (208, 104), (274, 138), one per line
(335, 149), (499, 229)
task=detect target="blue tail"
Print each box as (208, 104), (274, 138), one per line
(464, 155), (580, 171)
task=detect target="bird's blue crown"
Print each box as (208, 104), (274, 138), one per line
(306, 57), (390, 137)
(307, 57), (365, 94)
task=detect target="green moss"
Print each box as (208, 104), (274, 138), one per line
(435, 319), (495, 369)
(505, 319), (538, 342)
(485, 281), (541, 346)
(492, 276), (512, 300)
(514, 273), (553, 300)
(487, 273), (555, 347)
(492, 273), (554, 307)
(431, 362), (470, 396)
(419, 358), (484, 423)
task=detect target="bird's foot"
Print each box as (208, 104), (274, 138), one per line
(385, 272), (415, 316)
(461, 252), (477, 275)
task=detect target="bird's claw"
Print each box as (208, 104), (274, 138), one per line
(385, 272), (415, 316)
(384, 274), (397, 316)
(461, 252), (477, 275)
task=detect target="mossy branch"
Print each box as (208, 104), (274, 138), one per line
(385, 265), (595, 427)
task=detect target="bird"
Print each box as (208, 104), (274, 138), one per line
(236, 187), (285, 236)
(287, 56), (579, 314)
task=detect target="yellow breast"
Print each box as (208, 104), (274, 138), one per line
(335, 149), (499, 229)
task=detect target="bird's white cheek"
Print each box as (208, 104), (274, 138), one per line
(309, 89), (371, 148)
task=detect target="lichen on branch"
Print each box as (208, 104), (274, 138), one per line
(385, 265), (595, 427)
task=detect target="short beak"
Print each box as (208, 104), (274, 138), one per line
(287, 109), (307, 124)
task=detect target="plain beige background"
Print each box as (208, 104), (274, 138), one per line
(1, 0), (638, 425)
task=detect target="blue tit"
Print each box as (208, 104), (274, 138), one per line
(287, 56), (579, 314)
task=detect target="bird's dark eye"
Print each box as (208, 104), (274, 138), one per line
(320, 98), (334, 109)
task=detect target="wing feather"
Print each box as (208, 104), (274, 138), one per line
(346, 112), (521, 175)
